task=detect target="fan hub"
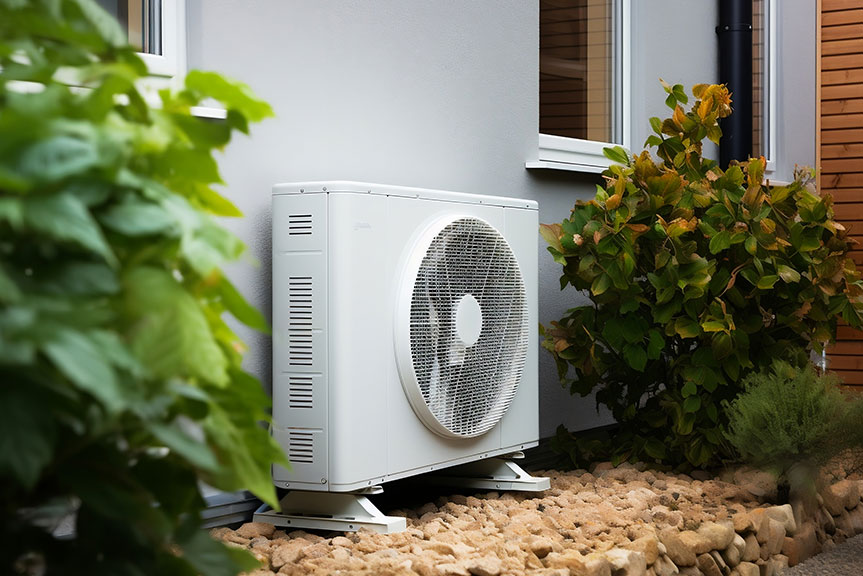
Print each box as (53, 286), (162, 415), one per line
(455, 293), (483, 347)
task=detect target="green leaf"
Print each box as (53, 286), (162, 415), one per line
(591, 273), (612, 296)
(71, 0), (128, 46)
(602, 146), (629, 165)
(683, 395), (701, 413)
(180, 528), (261, 576)
(0, 384), (56, 489)
(18, 135), (100, 183)
(124, 267), (228, 386)
(682, 381), (697, 397)
(647, 329), (664, 360)
(623, 344), (647, 372)
(99, 198), (177, 236)
(709, 230), (731, 254)
(777, 265), (801, 283)
(649, 116), (662, 134)
(744, 235), (758, 255)
(147, 422), (219, 472)
(643, 437), (666, 460)
(701, 320), (725, 333)
(218, 275), (269, 333)
(181, 221), (246, 277)
(675, 317), (701, 338)
(24, 194), (115, 264)
(757, 275), (779, 290)
(42, 329), (124, 413)
(185, 71), (275, 123)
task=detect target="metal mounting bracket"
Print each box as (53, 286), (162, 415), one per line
(423, 458), (550, 492)
(253, 490), (406, 534)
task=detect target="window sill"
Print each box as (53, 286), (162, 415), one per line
(525, 160), (606, 174)
(528, 134), (621, 174)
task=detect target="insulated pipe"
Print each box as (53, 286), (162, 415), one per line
(717, 0), (753, 168)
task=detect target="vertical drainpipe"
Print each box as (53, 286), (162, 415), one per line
(716, 0), (753, 168)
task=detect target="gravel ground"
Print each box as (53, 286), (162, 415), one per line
(784, 534), (863, 575)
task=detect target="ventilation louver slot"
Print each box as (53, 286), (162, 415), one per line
(288, 214), (313, 235)
(288, 277), (313, 327)
(287, 430), (314, 463)
(288, 331), (313, 366)
(288, 375), (314, 409)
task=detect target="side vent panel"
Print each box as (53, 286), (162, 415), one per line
(272, 192), (328, 489)
(288, 430), (315, 463)
(288, 213), (313, 235)
(288, 375), (314, 409)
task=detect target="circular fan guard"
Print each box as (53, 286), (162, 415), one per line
(397, 216), (529, 438)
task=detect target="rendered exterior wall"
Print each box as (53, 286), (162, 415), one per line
(186, 0), (814, 438)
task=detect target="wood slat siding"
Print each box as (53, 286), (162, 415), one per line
(822, 0), (863, 387)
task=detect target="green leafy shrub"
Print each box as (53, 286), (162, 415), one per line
(0, 1), (288, 574)
(725, 359), (863, 502)
(541, 81), (863, 468)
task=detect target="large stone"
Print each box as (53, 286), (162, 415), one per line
(696, 553), (722, 576)
(605, 548), (647, 576)
(437, 562), (471, 576)
(742, 534), (760, 562)
(467, 556), (503, 576)
(734, 562), (759, 576)
(651, 556), (679, 576)
(732, 533), (746, 558)
(270, 540), (308, 569)
(721, 541), (740, 568)
(696, 521), (734, 551)
(732, 468), (778, 500)
(625, 535), (660, 565)
(763, 504), (796, 535)
(659, 529), (697, 567)
(530, 537), (555, 559)
(236, 522), (276, 540)
(847, 504), (863, 535)
(822, 480), (860, 516)
(781, 521), (818, 567)
(767, 518), (786, 554)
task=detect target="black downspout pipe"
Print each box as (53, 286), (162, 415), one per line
(717, 0), (753, 168)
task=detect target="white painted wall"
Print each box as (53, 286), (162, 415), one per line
(187, 0), (815, 438)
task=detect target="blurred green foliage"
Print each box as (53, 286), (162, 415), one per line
(0, 1), (287, 574)
(725, 359), (863, 502)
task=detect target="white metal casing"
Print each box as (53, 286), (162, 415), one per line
(271, 181), (539, 492)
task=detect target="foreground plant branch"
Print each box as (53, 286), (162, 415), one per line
(0, 1), (287, 574)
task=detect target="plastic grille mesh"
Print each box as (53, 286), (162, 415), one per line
(408, 218), (528, 437)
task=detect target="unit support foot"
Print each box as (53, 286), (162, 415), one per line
(253, 491), (406, 534)
(424, 457), (550, 492)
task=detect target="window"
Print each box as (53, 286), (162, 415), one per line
(752, 0), (776, 170)
(95, 0), (185, 79)
(529, 0), (631, 173)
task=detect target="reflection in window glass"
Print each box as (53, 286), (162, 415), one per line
(95, 0), (162, 56)
(540, 0), (616, 143)
(752, 0), (767, 159)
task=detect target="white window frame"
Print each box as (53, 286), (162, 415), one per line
(761, 0), (777, 172)
(527, 0), (632, 174)
(136, 0), (186, 80)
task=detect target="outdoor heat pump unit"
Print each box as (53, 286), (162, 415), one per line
(255, 182), (548, 533)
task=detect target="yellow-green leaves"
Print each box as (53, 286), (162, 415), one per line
(540, 81), (863, 471)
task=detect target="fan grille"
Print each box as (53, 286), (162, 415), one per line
(408, 217), (528, 438)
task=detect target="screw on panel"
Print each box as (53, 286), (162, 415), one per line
(322, 187), (327, 191)
(321, 478), (327, 484)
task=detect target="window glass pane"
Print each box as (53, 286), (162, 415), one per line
(752, 0), (766, 158)
(95, 0), (162, 55)
(540, 0), (615, 143)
